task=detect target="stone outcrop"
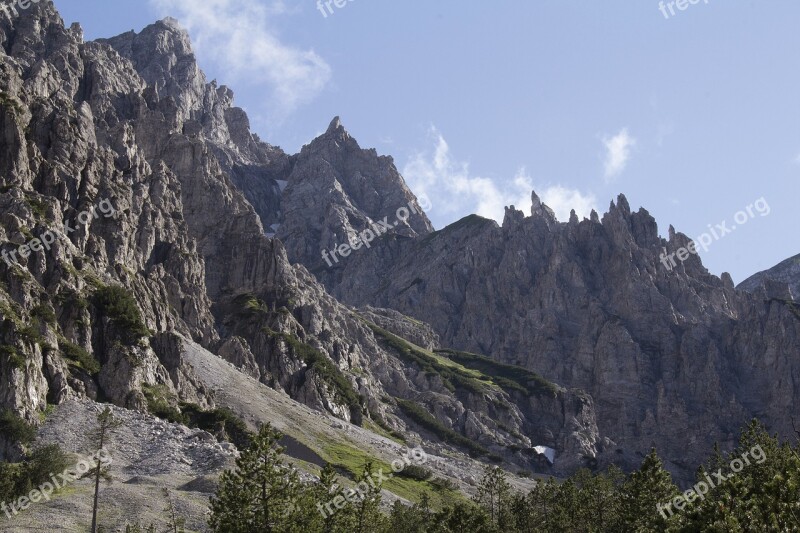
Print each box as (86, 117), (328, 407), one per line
(0, 1), (595, 479)
(738, 252), (799, 301)
(309, 190), (800, 482)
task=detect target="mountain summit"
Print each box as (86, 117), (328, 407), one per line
(0, 2), (799, 529)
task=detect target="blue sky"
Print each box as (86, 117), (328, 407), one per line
(51, 0), (800, 283)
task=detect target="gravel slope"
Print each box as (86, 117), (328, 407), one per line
(0, 337), (536, 532)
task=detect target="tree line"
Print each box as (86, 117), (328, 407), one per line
(207, 419), (800, 532)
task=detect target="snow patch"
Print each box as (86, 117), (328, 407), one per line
(533, 445), (555, 464)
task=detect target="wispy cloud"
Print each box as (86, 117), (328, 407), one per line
(149, 0), (331, 121)
(403, 126), (597, 226)
(794, 152), (800, 165)
(602, 128), (636, 181)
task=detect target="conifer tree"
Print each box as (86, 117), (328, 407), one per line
(620, 448), (679, 532)
(89, 407), (121, 533)
(163, 488), (186, 533)
(351, 462), (385, 532)
(209, 423), (300, 532)
(473, 465), (513, 528)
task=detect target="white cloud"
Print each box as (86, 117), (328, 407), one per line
(403, 126), (597, 226)
(149, 0), (331, 120)
(540, 184), (598, 221)
(602, 128), (636, 181)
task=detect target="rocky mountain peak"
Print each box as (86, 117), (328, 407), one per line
(615, 193), (631, 215)
(738, 252), (800, 300)
(276, 117), (433, 274)
(98, 18), (202, 110)
(530, 190), (557, 223)
(326, 115), (345, 135)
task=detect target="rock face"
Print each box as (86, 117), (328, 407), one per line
(0, 1), (597, 480)
(738, 253), (799, 301)
(311, 194), (800, 481)
(275, 116), (433, 288)
(2, 1), (799, 494)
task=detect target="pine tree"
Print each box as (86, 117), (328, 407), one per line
(437, 501), (494, 533)
(677, 420), (800, 532)
(524, 476), (559, 529)
(473, 466), (513, 529)
(209, 423), (301, 532)
(163, 488), (186, 532)
(351, 462), (385, 532)
(89, 406), (122, 533)
(620, 448), (679, 532)
(287, 463), (354, 533)
(571, 466), (625, 531)
(312, 463), (359, 533)
(388, 492), (440, 533)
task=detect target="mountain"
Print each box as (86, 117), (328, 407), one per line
(286, 180), (800, 482)
(0, 4), (597, 527)
(1, 1), (799, 529)
(737, 252), (799, 301)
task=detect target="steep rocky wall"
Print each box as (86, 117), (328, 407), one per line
(0, 2), (591, 476)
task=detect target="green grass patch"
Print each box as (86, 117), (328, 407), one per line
(435, 349), (559, 397)
(55, 288), (89, 313)
(317, 439), (389, 478)
(395, 398), (488, 457)
(384, 473), (465, 509)
(0, 92), (22, 115)
(31, 303), (56, 325)
(23, 194), (48, 220)
(0, 410), (36, 445)
(265, 329), (361, 412)
(313, 434), (464, 509)
(58, 337), (100, 374)
(179, 403), (254, 450)
(38, 404), (55, 423)
(234, 293), (270, 318)
(142, 384), (183, 423)
(17, 323), (43, 345)
(93, 285), (150, 342)
(0, 298), (21, 325)
(0, 344), (26, 369)
(365, 321), (490, 395)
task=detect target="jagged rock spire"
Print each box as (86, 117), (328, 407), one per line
(327, 116), (343, 133)
(531, 190), (556, 222)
